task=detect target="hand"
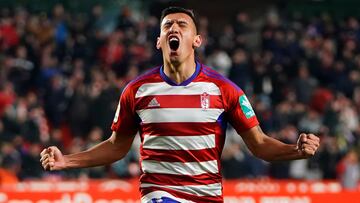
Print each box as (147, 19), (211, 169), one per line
(296, 133), (320, 157)
(40, 146), (67, 171)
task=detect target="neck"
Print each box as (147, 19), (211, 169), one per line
(163, 59), (197, 84)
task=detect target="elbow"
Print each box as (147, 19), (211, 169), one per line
(107, 138), (131, 161)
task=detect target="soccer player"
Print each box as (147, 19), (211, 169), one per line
(40, 7), (320, 203)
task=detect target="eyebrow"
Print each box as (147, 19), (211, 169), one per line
(162, 19), (189, 26)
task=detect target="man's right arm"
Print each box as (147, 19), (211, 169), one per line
(40, 131), (135, 171)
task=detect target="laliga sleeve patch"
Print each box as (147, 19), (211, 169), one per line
(239, 95), (255, 119)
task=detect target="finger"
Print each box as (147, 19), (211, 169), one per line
(43, 162), (50, 170)
(307, 134), (320, 142)
(40, 154), (49, 162)
(47, 147), (52, 153)
(40, 149), (48, 157)
(299, 133), (307, 143)
(302, 147), (315, 156)
(301, 144), (317, 153)
(42, 158), (50, 166)
(49, 161), (55, 169)
(48, 147), (56, 157)
(302, 143), (317, 151)
(44, 156), (55, 164)
(303, 139), (320, 148)
(42, 158), (55, 170)
(42, 159), (49, 170)
(45, 162), (55, 170)
(48, 157), (55, 164)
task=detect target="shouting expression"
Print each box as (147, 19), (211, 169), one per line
(157, 13), (202, 65)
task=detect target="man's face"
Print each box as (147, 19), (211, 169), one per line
(157, 13), (202, 64)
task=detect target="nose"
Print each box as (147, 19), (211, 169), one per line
(169, 23), (180, 33)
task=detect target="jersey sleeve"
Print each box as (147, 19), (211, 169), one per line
(111, 85), (138, 136)
(224, 84), (259, 134)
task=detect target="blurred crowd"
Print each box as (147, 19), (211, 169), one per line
(0, 4), (359, 189)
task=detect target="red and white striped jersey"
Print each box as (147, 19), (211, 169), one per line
(111, 62), (259, 202)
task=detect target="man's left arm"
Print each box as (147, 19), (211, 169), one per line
(222, 84), (320, 162)
(240, 125), (320, 162)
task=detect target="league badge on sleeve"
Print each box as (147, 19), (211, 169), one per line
(239, 95), (255, 118)
(201, 92), (210, 109)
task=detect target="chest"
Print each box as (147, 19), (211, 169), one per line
(134, 82), (224, 123)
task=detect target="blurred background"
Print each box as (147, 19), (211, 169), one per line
(0, 0), (360, 202)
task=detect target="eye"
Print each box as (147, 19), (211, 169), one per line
(178, 22), (188, 27)
(163, 22), (172, 29)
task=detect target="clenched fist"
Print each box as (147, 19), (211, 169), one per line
(297, 133), (320, 157)
(40, 146), (66, 171)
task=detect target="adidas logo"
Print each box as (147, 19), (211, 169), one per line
(148, 98), (160, 107)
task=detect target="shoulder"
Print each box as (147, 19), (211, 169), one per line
(124, 66), (161, 93)
(200, 64), (243, 94)
(128, 66), (160, 87)
(120, 66), (160, 99)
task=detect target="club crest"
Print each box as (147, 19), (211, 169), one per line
(201, 92), (210, 109)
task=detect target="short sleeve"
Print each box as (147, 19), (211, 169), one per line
(111, 85), (138, 136)
(224, 85), (259, 133)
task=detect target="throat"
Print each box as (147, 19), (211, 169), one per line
(163, 61), (197, 85)
(167, 68), (189, 84)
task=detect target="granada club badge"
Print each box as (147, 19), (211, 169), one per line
(201, 92), (210, 109)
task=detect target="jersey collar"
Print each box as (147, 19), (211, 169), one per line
(160, 61), (201, 86)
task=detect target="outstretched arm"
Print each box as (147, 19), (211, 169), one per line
(40, 131), (135, 170)
(240, 125), (320, 162)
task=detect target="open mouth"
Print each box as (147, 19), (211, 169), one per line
(169, 36), (180, 51)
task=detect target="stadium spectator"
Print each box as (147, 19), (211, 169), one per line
(0, 3), (358, 186)
(39, 6), (319, 202)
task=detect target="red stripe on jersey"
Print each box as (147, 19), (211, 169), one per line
(135, 95), (223, 110)
(141, 187), (223, 203)
(140, 122), (218, 136)
(141, 148), (220, 163)
(140, 173), (221, 186)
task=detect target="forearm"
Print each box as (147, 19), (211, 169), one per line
(64, 133), (134, 169)
(242, 126), (305, 162)
(63, 141), (119, 169)
(252, 136), (303, 161)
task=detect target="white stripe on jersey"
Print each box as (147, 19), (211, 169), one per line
(143, 134), (216, 150)
(137, 108), (224, 123)
(135, 82), (221, 98)
(140, 182), (222, 197)
(142, 160), (218, 176)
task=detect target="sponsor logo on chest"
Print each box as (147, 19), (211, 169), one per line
(148, 97), (160, 107)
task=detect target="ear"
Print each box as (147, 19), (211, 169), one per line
(156, 37), (161, 50)
(193, 35), (202, 48)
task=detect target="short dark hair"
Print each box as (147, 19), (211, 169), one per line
(160, 7), (198, 33)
